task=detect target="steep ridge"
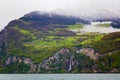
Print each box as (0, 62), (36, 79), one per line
(0, 11), (120, 73)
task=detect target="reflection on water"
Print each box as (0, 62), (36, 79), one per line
(0, 74), (120, 80)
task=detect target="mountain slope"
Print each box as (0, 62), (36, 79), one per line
(0, 11), (120, 73)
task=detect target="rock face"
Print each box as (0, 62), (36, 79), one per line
(5, 56), (38, 72)
(110, 68), (119, 73)
(76, 48), (100, 60)
(4, 48), (101, 73)
(5, 48), (74, 73)
(6, 56), (32, 65)
(38, 48), (74, 72)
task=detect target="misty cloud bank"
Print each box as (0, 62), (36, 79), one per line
(0, 0), (120, 30)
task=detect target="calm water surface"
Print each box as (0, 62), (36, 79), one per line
(0, 74), (120, 80)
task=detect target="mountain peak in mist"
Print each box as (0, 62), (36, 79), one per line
(52, 8), (120, 21)
(23, 11), (50, 17)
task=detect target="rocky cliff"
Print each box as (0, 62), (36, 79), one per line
(76, 48), (100, 60)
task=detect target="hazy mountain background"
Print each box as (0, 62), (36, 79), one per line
(0, 0), (120, 30)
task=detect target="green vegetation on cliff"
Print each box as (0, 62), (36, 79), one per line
(83, 32), (120, 54)
(95, 23), (111, 27)
(0, 12), (120, 73)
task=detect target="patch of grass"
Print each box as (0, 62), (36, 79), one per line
(96, 23), (111, 27)
(81, 33), (104, 45)
(94, 35), (104, 41)
(24, 36), (77, 49)
(67, 24), (83, 29)
(14, 26), (36, 39)
(22, 35), (86, 63)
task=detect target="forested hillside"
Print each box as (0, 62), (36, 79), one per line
(0, 11), (120, 73)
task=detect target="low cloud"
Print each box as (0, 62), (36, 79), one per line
(0, 0), (120, 30)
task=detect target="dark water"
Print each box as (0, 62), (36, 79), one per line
(0, 74), (120, 80)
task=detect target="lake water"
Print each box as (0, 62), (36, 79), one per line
(0, 74), (120, 80)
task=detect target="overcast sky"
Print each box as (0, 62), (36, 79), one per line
(0, 0), (120, 30)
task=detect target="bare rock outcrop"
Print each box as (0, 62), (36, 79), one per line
(38, 48), (74, 72)
(76, 48), (100, 60)
(5, 56), (37, 73)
